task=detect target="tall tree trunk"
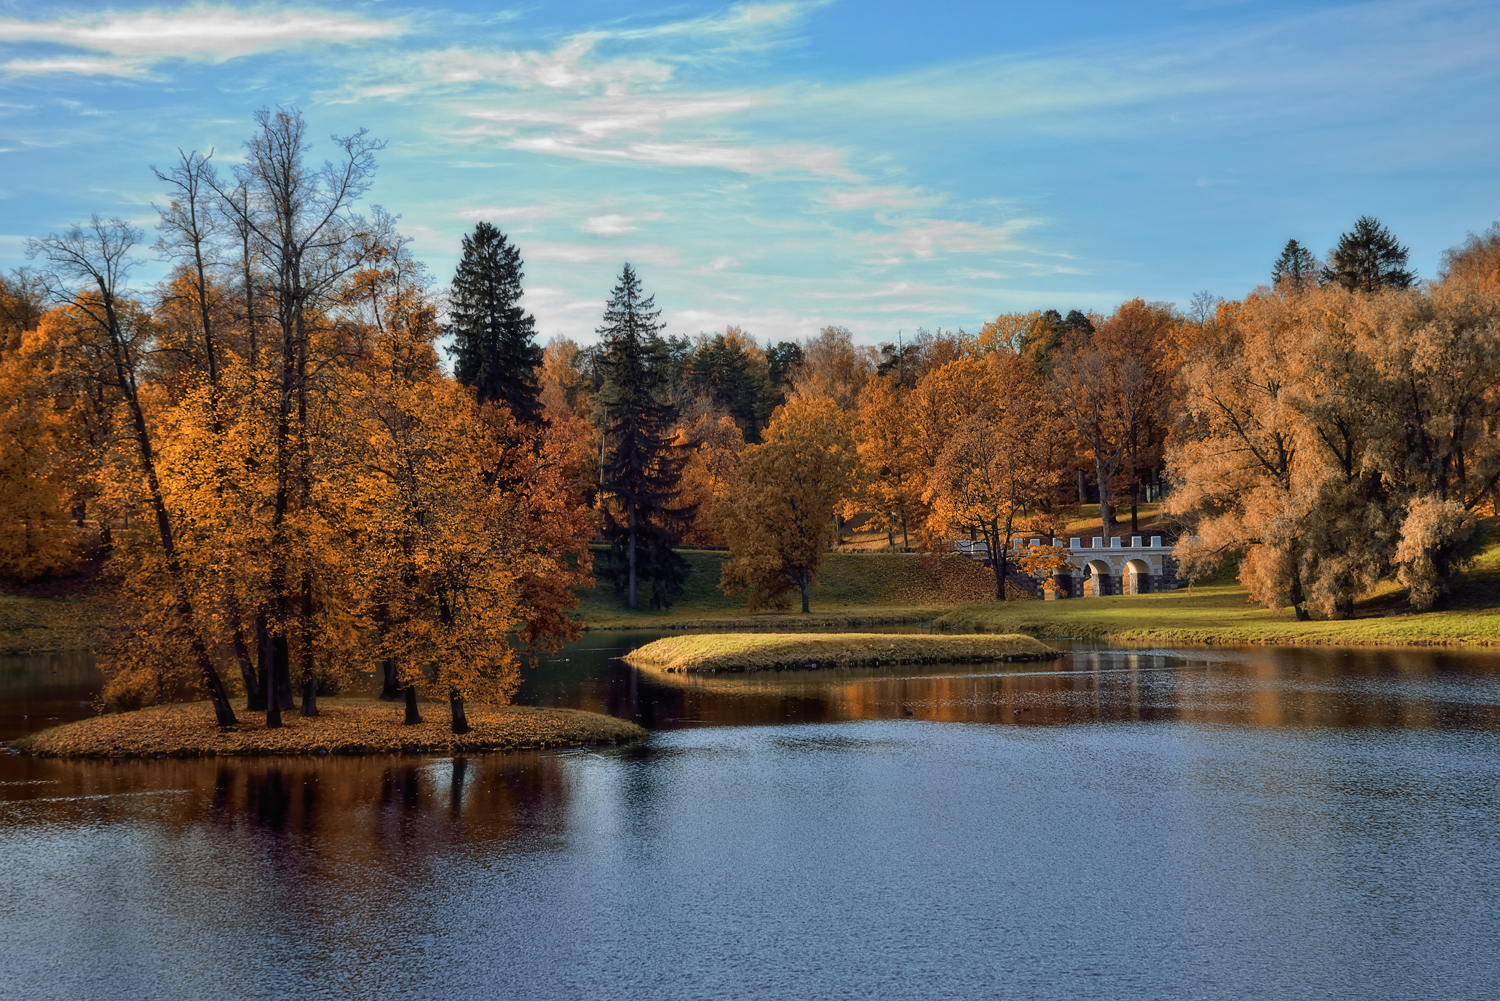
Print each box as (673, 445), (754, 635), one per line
(299, 570), (317, 716)
(627, 502), (638, 610)
(265, 633), (283, 730)
(901, 517), (908, 552)
(450, 690), (470, 735)
(799, 565), (810, 614)
(100, 292), (236, 725)
(404, 685), (422, 725)
(1289, 568), (1310, 621)
(232, 609), (263, 712)
(1094, 452), (1113, 544)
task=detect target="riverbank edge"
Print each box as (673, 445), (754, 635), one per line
(9, 699), (648, 759)
(623, 632), (1059, 674)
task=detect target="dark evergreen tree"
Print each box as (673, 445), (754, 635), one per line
(1272, 238), (1319, 290)
(1321, 216), (1416, 293)
(594, 264), (694, 609)
(684, 333), (776, 439)
(447, 222), (543, 423)
(1061, 309), (1094, 336)
(766, 341), (803, 400)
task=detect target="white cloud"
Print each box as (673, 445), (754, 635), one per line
(825, 186), (940, 212)
(857, 217), (1042, 263)
(581, 214), (640, 236)
(0, 6), (401, 76)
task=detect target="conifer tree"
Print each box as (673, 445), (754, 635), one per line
(448, 222), (543, 424)
(1321, 216), (1416, 293)
(1272, 239), (1319, 290)
(594, 264), (693, 609)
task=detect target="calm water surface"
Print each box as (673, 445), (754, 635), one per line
(2, 636), (1498, 1000)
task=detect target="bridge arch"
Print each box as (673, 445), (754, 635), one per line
(1082, 559), (1113, 597)
(1123, 558), (1152, 595)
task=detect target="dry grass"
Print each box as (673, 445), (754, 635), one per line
(12, 698), (647, 759)
(623, 632), (1058, 673)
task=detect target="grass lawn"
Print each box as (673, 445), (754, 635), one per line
(0, 592), (102, 655)
(576, 549), (1004, 629)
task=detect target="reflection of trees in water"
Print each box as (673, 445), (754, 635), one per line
(625, 648), (1500, 731)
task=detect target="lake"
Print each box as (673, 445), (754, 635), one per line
(2, 636), (1498, 1000)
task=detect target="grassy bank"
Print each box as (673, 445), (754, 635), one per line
(0, 592), (100, 655)
(579, 549), (1007, 629)
(934, 583), (1500, 647)
(624, 632), (1057, 673)
(12, 698), (646, 758)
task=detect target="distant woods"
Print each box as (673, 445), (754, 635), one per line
(3, 101), (1498, 705)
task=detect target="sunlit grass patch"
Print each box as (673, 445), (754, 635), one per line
(624, 632), (1057, 673)
(12, 698), (647, 759)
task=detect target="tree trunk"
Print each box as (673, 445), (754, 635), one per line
(1078, 469), (1087, 504)
(265, 635), (282, 729)
(1130, 481), (1140, 535)
(404, 685), (423, 725)
(990, 521), (1007, 601)
(901, 517), (908, 552)
(299, 570), (317, 716)
(1289, 570), (1310, 621)
(1094, 452), (1112, 544)
(100, 291), (236, 726)
(799, 565), (810, 614)
(627, 502), (638, 610)
(450, 691), (470, 735)
(379, 659), (400, 701)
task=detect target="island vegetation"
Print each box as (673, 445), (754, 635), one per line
(624, 632), (1057, 674)
(4, 106), (1500, 750)
(12, 699), (644, 759)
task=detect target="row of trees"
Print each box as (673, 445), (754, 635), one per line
(4, 105), (1496, 734)
(542, 214), (1500, 620)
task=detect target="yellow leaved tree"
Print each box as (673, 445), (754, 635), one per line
(718, 398), (855, 613)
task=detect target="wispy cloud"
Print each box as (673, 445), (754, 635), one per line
(0, 6), (402, 77)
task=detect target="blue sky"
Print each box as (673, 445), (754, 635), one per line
(3, 1), (1498, 345)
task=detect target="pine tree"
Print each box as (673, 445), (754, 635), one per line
(447, 222), (543, 423)
(1321, 217), (1416, 293)
(594, 264), (694, 609)
(1272, 239), (1319, 290)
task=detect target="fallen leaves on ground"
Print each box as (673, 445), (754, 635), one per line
(13, 698), (647, 759)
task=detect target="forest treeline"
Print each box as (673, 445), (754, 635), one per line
(4, 109), (1500, 733)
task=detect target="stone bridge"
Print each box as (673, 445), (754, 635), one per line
(957, 535), (1185, 597)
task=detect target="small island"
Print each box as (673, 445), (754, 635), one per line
(624, 632), (1058, 674)
(12, 699), (646, 759)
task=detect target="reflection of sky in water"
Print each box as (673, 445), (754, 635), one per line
(2, 639), (1499, 999)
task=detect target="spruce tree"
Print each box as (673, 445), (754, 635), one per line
(594, 264), (694, 609)
(1321, 216), (1416, 293)
(1272, 238), (1319, 290)
(447, 222), (543, 423)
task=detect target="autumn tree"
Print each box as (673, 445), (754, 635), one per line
(594, 263), (693, 609)
(719, 398), (855, 612)
(850, 374), (921, 549)
(27, 218), (239, 723)
(447, 222), (543, 424)
(790, 325), (874, 409)
(212, 107), (382, 727)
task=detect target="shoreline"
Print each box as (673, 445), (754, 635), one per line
(10, 699), (647, 759)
